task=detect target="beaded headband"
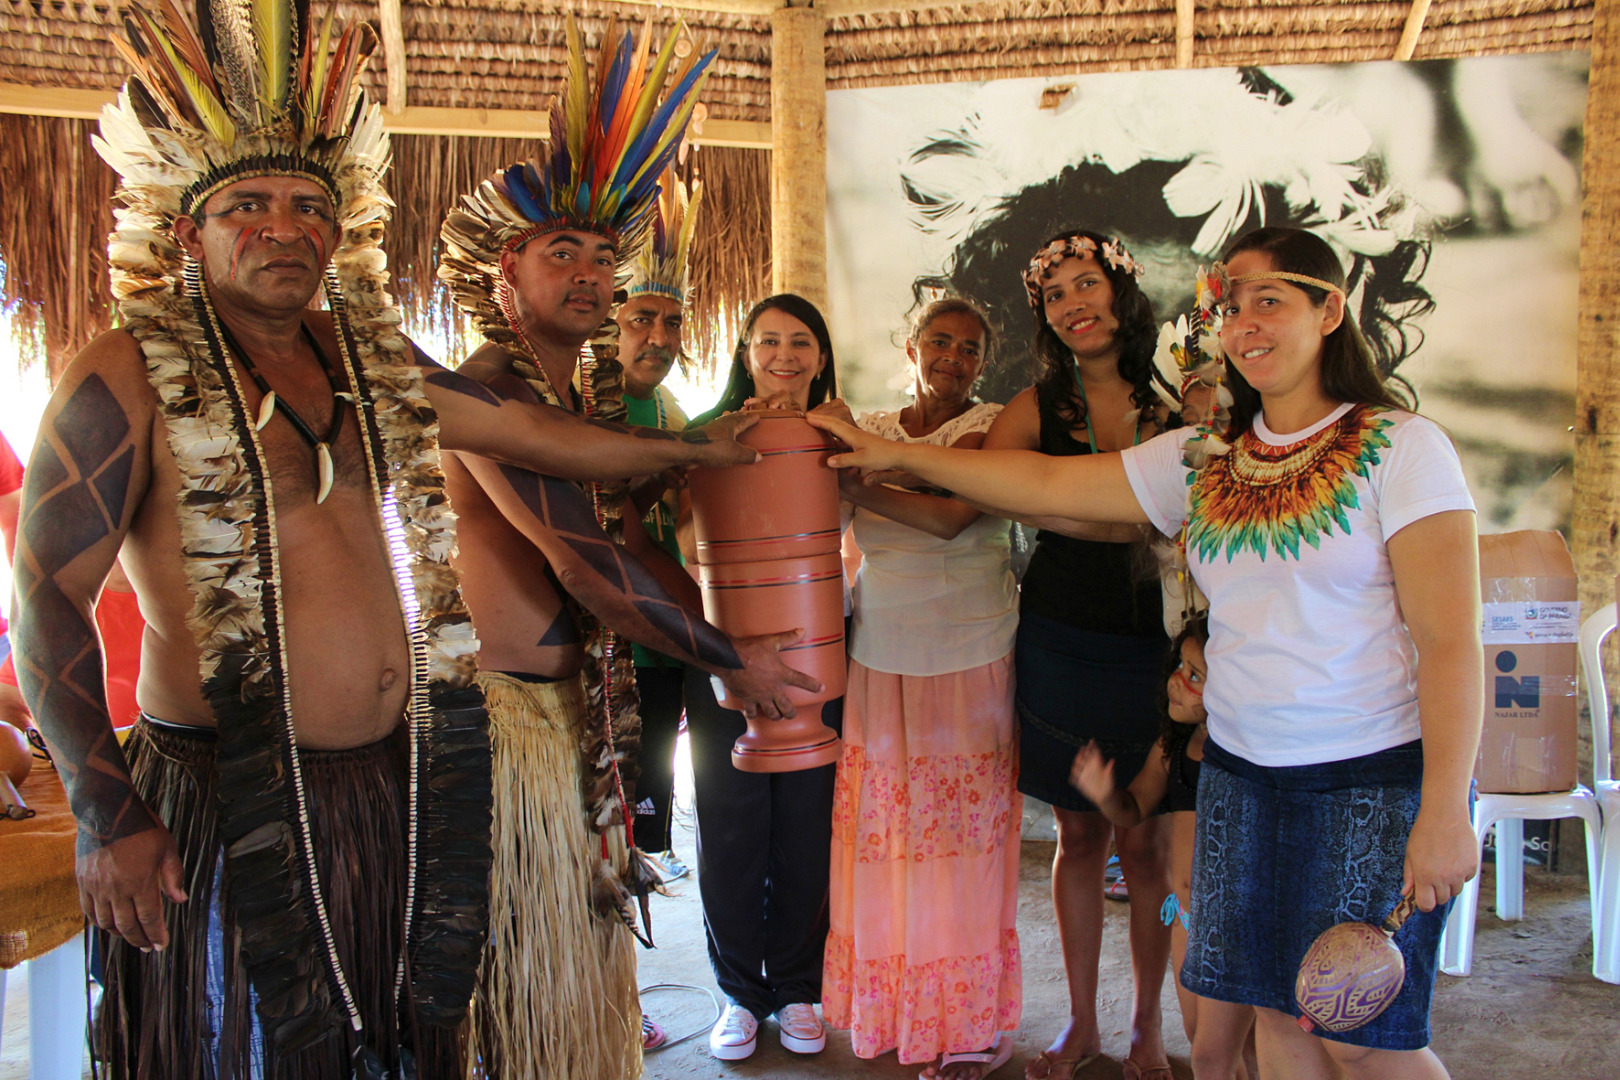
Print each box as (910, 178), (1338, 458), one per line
(1217, 265), (1346, 301)
(1021, 233), (1144, 309)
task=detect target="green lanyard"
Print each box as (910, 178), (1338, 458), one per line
(1074, 361), (1141, 453)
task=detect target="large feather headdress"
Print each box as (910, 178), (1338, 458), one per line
(439, 16), (715, 345)
(95, 0), (388, 229)
(623, 169), (703, 304)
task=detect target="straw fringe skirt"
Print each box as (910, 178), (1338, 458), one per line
(465, 672), (640, 1080)
(94, 717), (427, 1079)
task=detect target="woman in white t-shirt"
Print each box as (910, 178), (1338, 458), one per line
(817, 298), (1022, 1080)
(808, 227), (1482, 1080)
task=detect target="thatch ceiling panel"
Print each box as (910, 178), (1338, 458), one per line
(827, 14), (1174, 65)
(397, 0), (771, 118)
(0, 0), (120, 89)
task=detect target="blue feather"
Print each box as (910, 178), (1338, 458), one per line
(505, 163), (548, 223)
(614, 49), (715, 190)
(597, 32), (635, 137)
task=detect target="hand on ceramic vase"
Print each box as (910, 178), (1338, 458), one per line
(809, 398), (855, 426)
(718, 628), (825, 721)
(741, 391), (802, 412)
(683, 411), (763, 466)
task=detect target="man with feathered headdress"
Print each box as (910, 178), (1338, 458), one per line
(432, 20), (817, 1080)
(615, 169), (702, 885)
(10, 3), (764, 1078)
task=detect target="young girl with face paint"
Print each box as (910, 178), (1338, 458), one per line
(1070, 617), (1260, 1080)
(809, 226), (1481, 1080)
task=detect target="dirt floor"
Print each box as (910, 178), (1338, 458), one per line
(636, 804), (1620, 1080)
(4, 802), (1617, 1079)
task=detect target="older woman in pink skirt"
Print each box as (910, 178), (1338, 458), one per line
(819, 297), (1021, 1080)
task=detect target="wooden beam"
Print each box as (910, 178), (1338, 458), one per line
(378, 0), (408, 115)
(770, 4), (827, 310)
(1575, 0), (1620, 768)
(1175, 0), (1195, 68)
(1394, 0), (1433, 61)
(0, 83), (113, 120)
(0, 84), (772, 148)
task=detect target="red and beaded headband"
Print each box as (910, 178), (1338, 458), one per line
(1021, 234), (1145, 308)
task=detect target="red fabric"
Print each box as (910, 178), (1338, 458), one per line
(0, 587), (145, 728)
(0, 433), (21, 498)
(0, 432), (19, 639)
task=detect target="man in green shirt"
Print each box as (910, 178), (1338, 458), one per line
(618, 176), (703, 883)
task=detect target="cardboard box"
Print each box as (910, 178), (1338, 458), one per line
(1475, 531), (1580, 794)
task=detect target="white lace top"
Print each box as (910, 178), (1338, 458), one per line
(849, 403), (1018, 676)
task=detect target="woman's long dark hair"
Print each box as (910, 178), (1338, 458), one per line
(1220, 227), (1413, 436)
(1027, 228), (1161, 431)
(688, 294), (838, 426)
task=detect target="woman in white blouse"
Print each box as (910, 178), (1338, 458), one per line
(818, 298), (1023, 1080)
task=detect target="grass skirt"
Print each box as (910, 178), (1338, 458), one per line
(93, 717), (451, 1079)
(822, 655), (1023, 1064)
(464, 672), (640, 1080)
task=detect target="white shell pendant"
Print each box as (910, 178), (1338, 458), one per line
(316, 442), (335, 504)
(256, 390), (277, 431)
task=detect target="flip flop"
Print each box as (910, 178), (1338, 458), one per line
(641, 1015), (667, 1051)
(1121, 1061), (1172, 1080)
(922, 1034), (1014, 1080)
(1024, 1049), (1102, 1080)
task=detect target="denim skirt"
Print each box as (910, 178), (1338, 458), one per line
(1182, 738), (1451, 1051)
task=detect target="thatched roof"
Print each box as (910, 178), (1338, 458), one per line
(0, 0), (1595, 373)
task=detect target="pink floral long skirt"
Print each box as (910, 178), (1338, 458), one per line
(822, 653), (1022, 1063)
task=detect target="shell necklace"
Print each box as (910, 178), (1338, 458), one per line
(214, 317), (355, 503)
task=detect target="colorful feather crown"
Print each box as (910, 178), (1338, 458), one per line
(439, 16), (716, 344)
(624, 169), (703, 303)
(95, 0), (388, 224)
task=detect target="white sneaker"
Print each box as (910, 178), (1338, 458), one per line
(775, 1002), (826, 1054)
(708, 1002), (758, 1061)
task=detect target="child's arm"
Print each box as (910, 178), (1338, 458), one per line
(1071, 740), (1172, 828)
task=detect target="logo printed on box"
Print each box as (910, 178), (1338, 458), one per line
(1494, 650), (1539, 709)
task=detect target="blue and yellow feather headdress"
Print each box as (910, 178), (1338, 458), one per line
(624, 168), (703, 305)
(439, 16), (716, 344)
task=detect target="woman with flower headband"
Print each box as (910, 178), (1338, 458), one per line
(976, 229), (1179, 1080)
(811, 225), (1481, 1080)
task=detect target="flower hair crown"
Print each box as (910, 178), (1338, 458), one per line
(1021, 233), (1144, 309)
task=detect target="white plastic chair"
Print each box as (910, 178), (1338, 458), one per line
(1439, 605), (1606, 978)
(1579, 602), (1620, 983)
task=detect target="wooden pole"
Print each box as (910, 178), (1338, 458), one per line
(1394, 0), (1433, 61)
(379, 0), (408, 115)
(769, 3), (827, 311)
(1575, 0), (1620, 777)
(1175, 0), (1195, 69)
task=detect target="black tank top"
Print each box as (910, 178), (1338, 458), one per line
(1019, 381), (1164, 637)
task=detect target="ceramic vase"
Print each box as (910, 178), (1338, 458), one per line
(687, 412), (845, 772)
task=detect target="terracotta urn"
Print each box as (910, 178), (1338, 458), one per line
(687, 412), (845, 773)
(1294, 895), (1416, 1033)
(686, 413), (844, 564)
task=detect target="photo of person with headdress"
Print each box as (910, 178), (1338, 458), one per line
(827, 55), (1586, 534)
